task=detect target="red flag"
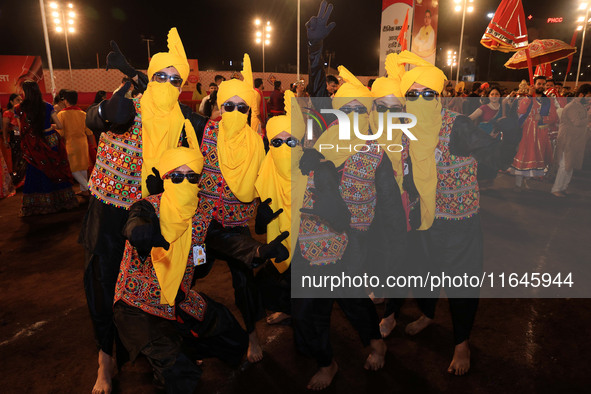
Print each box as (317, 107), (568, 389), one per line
(397, 9), (409, 52)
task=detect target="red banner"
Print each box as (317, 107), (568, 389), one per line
(410, 0), (439, 65)
(0, 55), (46, 94)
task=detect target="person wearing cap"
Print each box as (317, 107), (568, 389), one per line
(291, 65), (403, 390)
(197, 54), (267, 363)
(80, 28), (211, 394)
(394, 50), (522, 375)
(115, 138), (288, 393)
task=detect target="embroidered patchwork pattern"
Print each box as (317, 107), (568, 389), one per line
(89, 99), (142, 209)
(198, 120), (256, 227)
(298, 174), (348, 266)
(114, 194), (210, 321)
(339, 143), (382, 231)
(435, 109), (479, 220)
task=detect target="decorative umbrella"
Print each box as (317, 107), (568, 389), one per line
(481, 0), (534, 83)
(504, 39), (577, 69)
(481, 0), (528, 53)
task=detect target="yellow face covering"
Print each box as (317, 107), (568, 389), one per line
(220, 110), (248, 139)
(150, 128), (204, 306)
(215, 54), (264, 203)
(254, 91), (306, 273)
(140, 27), (190, 197)
(314, 65), (373, 167)
(371, 53), (406, 190)
(396, 50), (447, 231)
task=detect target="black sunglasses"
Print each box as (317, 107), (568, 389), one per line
(339, 105), (368, 114)
(374, 104), (405, 113)
(152, 72), (183, 88)
(270, 137), (299, 148)
(168, 172), (200, 184)
(405, 90), (439, 101)
(222, 102), (250, 114)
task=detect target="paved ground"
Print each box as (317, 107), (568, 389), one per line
(1, 168), (590, 394)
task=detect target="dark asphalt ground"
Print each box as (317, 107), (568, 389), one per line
(1, 168), (590, 394)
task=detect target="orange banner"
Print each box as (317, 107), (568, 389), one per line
(0, 55), (46, 94)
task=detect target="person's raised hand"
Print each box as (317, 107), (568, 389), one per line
(106, 41), (138, 79)
(306, 1), (336, 43)
(146, 167), (164, 196)
(255, 198), (284, 234)
(258, 231), (290, 263)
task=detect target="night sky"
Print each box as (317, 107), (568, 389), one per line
(0, 0), (582, 81)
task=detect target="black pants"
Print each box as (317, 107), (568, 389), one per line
(382, 230), (424, 320)
(256, 263), (291, 315)
(210, 225), (265, 334)
(114, 294), (248, 394)
(292, 297), (381, 367)
(415, 215), (483, 345)
(84, 252), (123, 355)
(81, 198), (129, 356)
(225, 257), (266, 333)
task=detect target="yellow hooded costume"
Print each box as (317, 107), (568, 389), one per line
(254, 91), (306, 273)
(216, 54), (265, 203)
(397, 50), (447, 230)
(150, 122), (204, 305)
(314, 65), (373, 167)
(371, 52), (406, 189)
(140, 27), (190, 197)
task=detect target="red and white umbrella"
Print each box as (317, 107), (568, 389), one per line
(504, 39), (577, 69)
(481, 0), (529, 53)
(481, 0), (536, 83)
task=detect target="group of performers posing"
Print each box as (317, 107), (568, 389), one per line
(80, 4), (522, 393)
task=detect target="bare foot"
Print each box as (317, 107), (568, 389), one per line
(405, 315), (433, 336)
(364, 339), (386, 371)
(307, 360), (338, 390)
(247, 331), (263, 363)
(447, 340), (471, 376)
(379, 314), (396, 338)
(266, 312), (290, 325)
(368, 292), (384, 305)
(92, 350), (115, 394)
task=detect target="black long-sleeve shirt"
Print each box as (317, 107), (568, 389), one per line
(86, 100), (209, 147)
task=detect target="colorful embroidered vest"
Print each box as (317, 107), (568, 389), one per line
(114, 194), (209, 321)
(298, 173), (349, 266)
(197, 120), (257, 227)
(89, 99), (142, 209)
(339, 142), (383, 231)
(434, 109), (479, 220)
(298, 144), (382, 265)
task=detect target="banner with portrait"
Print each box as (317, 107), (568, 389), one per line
(410, 0), (439, 65)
